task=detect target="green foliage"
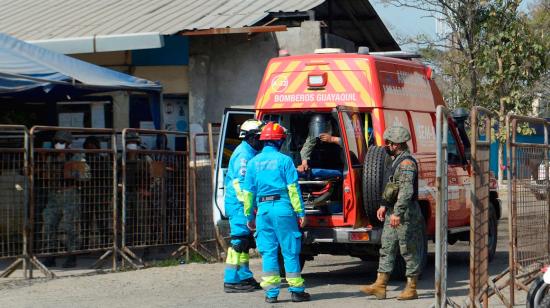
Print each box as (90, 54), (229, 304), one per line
(398, 0), (547, 116)
(477, 0), (547, 114)
(150, 252), (207, 267)
(152, 258), (182, 267)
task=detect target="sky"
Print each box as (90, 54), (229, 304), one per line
(370, 0), (537, 51)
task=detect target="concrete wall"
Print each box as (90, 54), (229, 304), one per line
(188, 33), (277, 131)
(188, 21), (323, 134)
(276, 21), (322, 56)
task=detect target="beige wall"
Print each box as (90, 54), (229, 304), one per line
(73, 51), (130, 67)
(133, 66), (188, 94)
(72, 52), (189, 94)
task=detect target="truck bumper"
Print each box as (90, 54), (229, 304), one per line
(302, 226), (383, 245)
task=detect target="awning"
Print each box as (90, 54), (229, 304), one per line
(0, 32), (162, 100)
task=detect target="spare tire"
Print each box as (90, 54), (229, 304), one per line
(362, 146), (391, 226)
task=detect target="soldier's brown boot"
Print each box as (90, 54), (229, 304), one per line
(360, 272), (389, 299)
(397, 276), (418, 300)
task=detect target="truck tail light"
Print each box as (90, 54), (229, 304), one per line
(308, 72), (327, 88)
(349, 232), (369, 241)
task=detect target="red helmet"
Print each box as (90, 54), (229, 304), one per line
(259, 122), (287, 141)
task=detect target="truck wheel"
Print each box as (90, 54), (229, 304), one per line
(391, 221), (428, 281)
(362, 146), (391, 226)
(527, 276), (548, 308)
(540, 292), (550, 308)
(488, 204), (498, 262)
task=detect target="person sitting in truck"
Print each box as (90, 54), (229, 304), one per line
(296, 114), (343, 174)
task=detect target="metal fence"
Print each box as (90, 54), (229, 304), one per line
(436, 106), (498, 308)
(29, 127), (118, 274)
(0, 126), (199, 278)
(435, 105), (452, 308)
(120, 128), (190, 259)
(121, 128), (190, 264)
(469, 107), (496, 307)
(191, 131), (220, 261)
(0, 126), (29, 278)
(506, 114), (550, 305)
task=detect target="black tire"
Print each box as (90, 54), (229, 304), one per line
(390, 220), (428, 281)
(362, 146), (391, 226)
(488, 204), (498, 262)
(527, 277), (546, 308)
(541, 292), (550, 308)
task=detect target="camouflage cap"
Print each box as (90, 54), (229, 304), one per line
(383, 126), (411, 144)
(53, 131), (73, 144)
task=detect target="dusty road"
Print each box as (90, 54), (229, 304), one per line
(0, 216), (525, 308)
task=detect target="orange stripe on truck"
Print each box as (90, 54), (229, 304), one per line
(354, 59), (372, 83)
(334, 60), (374, 107)
(257, 60), (301, 109)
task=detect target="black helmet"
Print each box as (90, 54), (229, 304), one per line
(126, 131), (141, 144)
(53, 131), (73, 144)
(308, 114), (332, 138)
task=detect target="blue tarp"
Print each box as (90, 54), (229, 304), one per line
(0, 32), (162, 99)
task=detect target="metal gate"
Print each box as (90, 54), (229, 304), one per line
(29, 127), (118, 276)
(469, 107), (497, 307)
(0, 125), (29, 278)
(505, 114), (550, 305)
(190, 130), (220, 261)
(435, 106), (497, 308)
(435, 105), (452, 308)
(120, 128), (190, 265)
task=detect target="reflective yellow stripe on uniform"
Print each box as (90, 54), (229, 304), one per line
(286, 272), (305, 287)
(232, 179), (244, 202)
(239, 252), (250, 266)
(225, 248), (240, 269)
(243, 190), (254, 217)
(287, 183), (302, 215)
(261, 272), (282, 290)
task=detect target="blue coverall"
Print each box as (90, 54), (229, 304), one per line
(243, 144), (306, 298)
(223, 141), (257, 284)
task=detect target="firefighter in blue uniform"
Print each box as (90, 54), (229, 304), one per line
(223, 119), (264, 293)
(243, 122), (311, 303)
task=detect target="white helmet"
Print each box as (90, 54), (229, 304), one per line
(239, 119), (264, 138)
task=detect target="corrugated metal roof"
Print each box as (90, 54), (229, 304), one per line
(0, 0), (325, 40)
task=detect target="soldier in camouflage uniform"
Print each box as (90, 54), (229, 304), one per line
(297, 114), (343, 173)
(42, 131), (90, 268)
(360, 126), (423, 300)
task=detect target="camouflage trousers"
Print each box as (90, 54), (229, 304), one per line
(377, 202), (423, 277)
(43, 188), (81, 252)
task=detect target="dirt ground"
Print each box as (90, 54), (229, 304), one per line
(0, 213), (527, 308)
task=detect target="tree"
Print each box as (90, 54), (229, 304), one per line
(526, 0), (550, 116)
(383, 0), (548, 183)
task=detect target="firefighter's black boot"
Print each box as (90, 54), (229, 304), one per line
(265, 296), (278, 303)
(241, 277), (262, 289)
(224, 283), (255, 293)
(291, 291), (311, 302)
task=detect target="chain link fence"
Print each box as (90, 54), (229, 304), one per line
(505, 114), (550, 305)
(0, 126), (29, 277)
(191, 131), (220, 261)
(120, 128), (190, 263)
